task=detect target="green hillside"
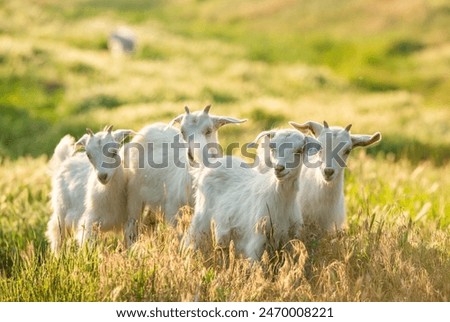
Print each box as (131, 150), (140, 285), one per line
(0, 0), (449, 302)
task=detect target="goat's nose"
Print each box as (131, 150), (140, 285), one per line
(98, 173), (108, 183)
(324, 168), (335, 177)
(275, 164), (285, 173)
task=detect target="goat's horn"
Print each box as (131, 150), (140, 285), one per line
(184, 106), (190, 114)
(323, 121), (329, 129)
(345, 124), (352, 132)
(203, 104), (211, 114)
(86, 128), (94, 136)
(105, 125), (113, 133)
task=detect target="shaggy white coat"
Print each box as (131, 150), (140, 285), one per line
(46, 127), (134, 253)
(290, 121), (381, 230)
(46, 135), (89, 253)
(125, 106), (245, 243)
(189, 129), (319, 260)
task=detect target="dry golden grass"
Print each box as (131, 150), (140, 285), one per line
(0, 0), (449, 302)
(96, 217), (449, 301)
(0, 157), (448, 301)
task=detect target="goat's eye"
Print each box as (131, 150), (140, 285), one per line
(205, 128), (212, 136)
(295, 148), (303, 154)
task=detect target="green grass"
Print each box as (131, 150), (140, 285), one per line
(0, 0), (448, 160)
(0, 157), (448, 301)
(0, 0), (449, 301)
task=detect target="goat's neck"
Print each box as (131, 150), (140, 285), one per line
(276, 176), (299, 196)
(319, 169), (344, 200)
(97, 165), (126, 197)
(262, 173), (299, 216)
(112, 165), (125, 186)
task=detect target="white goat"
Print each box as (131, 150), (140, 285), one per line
(188, 129), (320, 261)
(46, 135), (87, 253)
(290, 121), (382, 231)
(125, 105), (246, 243)
(168, 104), (247, 163)
(108, 26), (136, 56)
(46, 126), (134, 253)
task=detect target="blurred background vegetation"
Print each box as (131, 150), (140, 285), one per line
(0, 0), (449, 164)
(1, 1), (449, 301)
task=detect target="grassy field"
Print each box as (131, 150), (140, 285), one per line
(0, 0), (449, 301)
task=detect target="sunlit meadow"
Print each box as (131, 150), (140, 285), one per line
(0, 0), (449, 301)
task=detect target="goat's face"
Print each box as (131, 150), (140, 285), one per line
(290, 121), (382, 183)
(253, 129), (321, 182)
(316, 127), (353, 182)
(75, 126), (134, 185)
(168, 105), (246, 162)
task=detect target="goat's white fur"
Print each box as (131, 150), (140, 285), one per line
(125, 122), (193, 227)
(290, 121), (381, 230)
(168, 104), (246, 162)
(46, 135), (88, 253)
(46, 127), (134, 253)
(125, 105), (246, 244)
(188, 129), (320, 261)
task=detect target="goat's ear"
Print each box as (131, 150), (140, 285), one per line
(351, 132), (382, 148)
(112, 129), (136, 143)
(212, 116), (247, 128)
(168, 114), (184, 128)
(74, 134), (89, 151)
(249, 130), (274, 148)
(289, 121), (323, 137)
